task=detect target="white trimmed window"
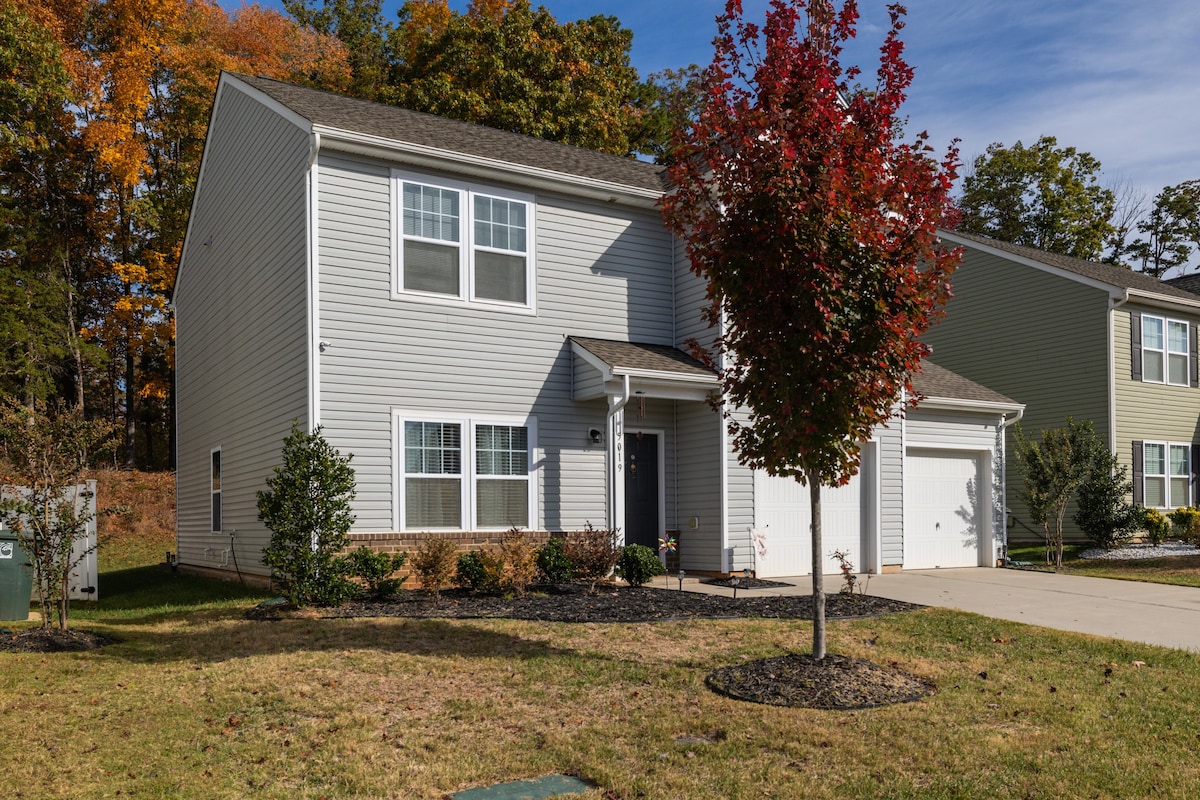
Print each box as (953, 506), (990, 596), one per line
(1143, 442), (1191, 509)
(398, 414), (535, 531)
(1142, 315), (1190, 386)
(211, 449), (222, 533)
(394, 171), (534, 310)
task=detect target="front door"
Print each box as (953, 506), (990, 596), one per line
(624, 432), (660, 548)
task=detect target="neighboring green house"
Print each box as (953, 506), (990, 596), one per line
(925, 230), (1200, 541)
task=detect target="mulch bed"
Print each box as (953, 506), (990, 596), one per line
(706, 652), (933, 709)
(0, 627), (117, 653)
(305, 583), (920, 624)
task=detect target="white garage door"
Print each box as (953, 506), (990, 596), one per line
(753, 450), (874, 578)
(905, 449), (985, 569)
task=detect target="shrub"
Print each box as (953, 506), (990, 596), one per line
(564, 522), (620, 593)
(1074, 448), (1137, 549)
(1138, 507), (1170, 546)
(536, 536), (573, 583)
(410, 535), (458, 601)
(456, 549), (501, 594)
(258, 423), (357, 607)
(346, 547), (407, 599)
(496, 527), (538, 598)
(1169, 507), (1200, 543)
(615, 543), (665, 587)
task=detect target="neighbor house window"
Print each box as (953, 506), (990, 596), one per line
(1143, 442), (1191, 509)
(395, 172), (533, 309)
(1141, 315), (1190, 386)
(211, 449), (222, 532)
(399, 414), (535, 531)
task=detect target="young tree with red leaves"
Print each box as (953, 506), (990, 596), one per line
(660, 0), (960, 659)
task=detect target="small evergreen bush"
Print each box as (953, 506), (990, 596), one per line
(257, 423), (357, 607)
(1169, 507), (1200, 543)
(615, 543), (665, 587)
(536, 536), (573, 583)
(410, 535), (458, 600)
(346, 547), (407, 599)
(1073, 448), (1137, 549)
(1138, 507), (1170, 546)
(456, 549), (498, 594)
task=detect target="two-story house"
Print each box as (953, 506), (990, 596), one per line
(173, 73), (1021, 582)
(925, 230), (1200, 539)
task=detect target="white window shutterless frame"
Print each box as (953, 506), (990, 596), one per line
(392, 171), (535, 312)
(397, 413), (537, 531)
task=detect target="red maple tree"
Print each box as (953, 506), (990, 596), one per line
(660, 0), (960, 658)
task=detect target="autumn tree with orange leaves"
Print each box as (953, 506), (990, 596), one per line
(1, 0), (349, 467)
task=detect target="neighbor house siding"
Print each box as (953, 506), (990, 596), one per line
(922, 246), (1110, 538)
(314, 153), (677, 534)
(1113, 304), (1200, 501)
(174, 84), (312, 576)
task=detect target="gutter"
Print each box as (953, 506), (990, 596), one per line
(1108, 290), (1131, 452)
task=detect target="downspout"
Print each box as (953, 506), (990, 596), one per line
(1108, 291), (1131, 454)
(306, 131), (322, 430)
(606, 374), (632, 531)
(999, 406), (1025, 565)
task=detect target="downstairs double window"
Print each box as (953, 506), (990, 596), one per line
(398, 414), (535, 531)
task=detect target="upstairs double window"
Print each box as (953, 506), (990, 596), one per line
(1136, 313), (1194, 387)
(394, 172), (534, 310)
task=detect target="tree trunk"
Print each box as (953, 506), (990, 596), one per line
(808, 469), (825, 660)
(124, 344), (136, 468)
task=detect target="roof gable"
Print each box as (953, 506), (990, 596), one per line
(228, 73), (668, 195)
(942, 230), (1200, 304)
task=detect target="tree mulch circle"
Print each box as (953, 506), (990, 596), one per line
(706, 652), (933, 710)
(0, 627), (117, 653)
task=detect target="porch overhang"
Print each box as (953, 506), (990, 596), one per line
(569, 337), (718, 403)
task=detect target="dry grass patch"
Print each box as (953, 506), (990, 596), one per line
(4, 606), (1200, 799)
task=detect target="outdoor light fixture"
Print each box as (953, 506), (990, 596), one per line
(730, 574), (741, 600)
(588, 428), (602, 445)
(677, 570), (686, 591)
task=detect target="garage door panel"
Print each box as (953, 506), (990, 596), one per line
(754, 452), (874, 578)
(905, 450), (985, 569)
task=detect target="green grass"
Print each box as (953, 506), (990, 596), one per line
(1008, 542), (1200, 588)
(4, 538), (1200, 798)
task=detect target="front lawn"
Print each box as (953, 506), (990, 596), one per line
(4, 566), (1200, 797)
(1008, 542), (1200, 588)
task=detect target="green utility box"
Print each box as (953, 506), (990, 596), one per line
(0, 533), (33, 621)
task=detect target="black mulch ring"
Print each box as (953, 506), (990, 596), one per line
(0, 627), (118, 653)
(706, 652), (934, 710)
(261, 583), (921, 624)
(702, 577), (794, 590)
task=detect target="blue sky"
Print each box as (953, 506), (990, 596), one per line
(243, 0), (1200, 212)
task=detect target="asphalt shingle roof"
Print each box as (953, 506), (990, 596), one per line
(913, 361), (1018, 406)
(569, 337), (715, 378)
(230, 73), (668, 193)
(1163, 273), (1200, 297)
(944, 230), (1200, 302)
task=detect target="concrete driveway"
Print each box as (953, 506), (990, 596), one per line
(683, 568), (1200, 651)
(862, 568), (1200, 652)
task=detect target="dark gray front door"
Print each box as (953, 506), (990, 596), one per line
(624, 432), (659, 548)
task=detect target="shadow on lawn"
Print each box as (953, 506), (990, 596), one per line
(109, 615), (579, 665)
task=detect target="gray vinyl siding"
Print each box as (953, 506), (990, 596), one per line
(673, 239), (714, 352)
(1113, 305), (1200, 502)
(675, 402), (723, 571)
(876, 418), (904, 566)
(315, 153), (677, 534)
(726, 411), (756, 572)
(922, 246), (1110, 539)
(174, 84), (311, 575)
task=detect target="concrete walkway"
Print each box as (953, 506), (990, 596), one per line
(682, 568), (1200, 652)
